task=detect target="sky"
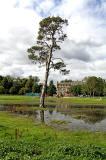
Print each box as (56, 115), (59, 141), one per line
(0, 0), (106, 82)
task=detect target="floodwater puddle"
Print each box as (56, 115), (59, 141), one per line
(0, 103), (106, 132)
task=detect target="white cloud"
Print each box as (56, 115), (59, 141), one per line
(0, 0), (106, 82)
(36, 0), (55, 14)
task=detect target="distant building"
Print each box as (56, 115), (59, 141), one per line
(56, 80), (84, 97)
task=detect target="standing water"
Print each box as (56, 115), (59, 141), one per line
(0, 103), (106, 131)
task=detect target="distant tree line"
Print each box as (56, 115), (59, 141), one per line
(70, 76), (106, 97)
(0, 75), (56, 96)
(0, 75), (106, 97)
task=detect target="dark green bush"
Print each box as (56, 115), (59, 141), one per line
(0, 141), (105, 160)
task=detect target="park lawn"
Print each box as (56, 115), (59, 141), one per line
(0, 111), (106, 159)
(57, 97), (106, 106)
(0, 95), (40, 104)
(0, 95), (106, 106)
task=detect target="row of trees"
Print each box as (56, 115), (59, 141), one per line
(0, 75), (56, 96)
(70, 76), (106, 96)
(0, 75), (106, 96)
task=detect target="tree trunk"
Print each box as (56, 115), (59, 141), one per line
(40, 66), (49, 107)
(93, 91), (95, 97)
(40, 110), (44, 123)
(40, 49), (52, 107)
(90, 91), (92, 97)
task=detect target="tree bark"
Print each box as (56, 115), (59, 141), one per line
(40, 48), (52, 107)
(93, 91), (95, 97)
(90, 91), (92, 97)
(40, 110), (44, 123)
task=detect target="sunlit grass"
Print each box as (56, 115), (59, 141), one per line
(0, 111), (105, 146)
(0, 111), (105, 159)
(0, 95), (106, 106)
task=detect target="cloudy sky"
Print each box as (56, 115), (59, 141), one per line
(0, 0), (106, 82)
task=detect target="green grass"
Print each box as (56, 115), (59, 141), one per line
(0, 95), (57, 105)
(50, 120), (68, 125)
(72, 115), (87, 120)
(14, 106), (48, 112)
(0, 95), (106, 106)
(0, 111), (105, 159)
(0, 95), (106, 159)
(0, 95), (40, 104)
(57, 97), (106, 106)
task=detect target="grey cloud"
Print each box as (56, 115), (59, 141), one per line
(59, 40), (91, 62)
(0, 64), (24, 78)
(0, 0), (106, 82)
(9, 27), (35, 47)
(9, 67), (25, 78)
(68, 59), (88, 70)
(77, 39), (103, 47)
(0, 27), (35, 68)
(0, 27), (34, 53)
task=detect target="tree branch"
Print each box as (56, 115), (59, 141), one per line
(44, 41), (51, 48)
(52, 57), (64, 62)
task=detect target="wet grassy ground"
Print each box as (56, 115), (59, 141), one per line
(0, 111), (106, 159)
(0, 95), (106, 106)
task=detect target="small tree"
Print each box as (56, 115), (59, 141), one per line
(25, 76), (33, 92)
(86, 76), (97, 97)
(32, 83), (39, 93)
(70, 85), (81, 96)
(96, 77), (104, 96)
(0, 86), (5, 94)
(103, 87), (106, 96)
(47, 80), (56, 96)
(9, 86), (17, 95)
(27, 16), (69, 107)
(19, 87), (28, 95)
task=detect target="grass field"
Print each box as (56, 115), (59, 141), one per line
(0, 95), (106, 106)
(0, 95), (106, 159)
(58, 97), (106, 106)
(0, 111), (105, 159)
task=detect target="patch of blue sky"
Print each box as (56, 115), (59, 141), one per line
(95, 0), (102, 5)
(93, 10), (105, 19)
(25, 1), (37, 10)
(31, 1), (56, 17)
(87, 0), (102, 8)
(38, 1), (62, 17)
(87, 0), (106, 19)
(39, 10), (53, 18)
(32, 1), (37, 10)
(53, 0), (62, 6)
(31, 0), (49, 14)
(21, 1), (41, 12)
(14, 1), (20, 8)
(97, 23), (106, 31)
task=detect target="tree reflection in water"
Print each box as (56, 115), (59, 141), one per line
(55, 103), (106, 124)
(0, 103), (106, 130)
(81, 110), (106, 124)
(40, 110), (44, 123)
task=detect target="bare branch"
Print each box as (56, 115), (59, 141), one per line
(52, 57), (64, 62)
(44, 41), (51, 48)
